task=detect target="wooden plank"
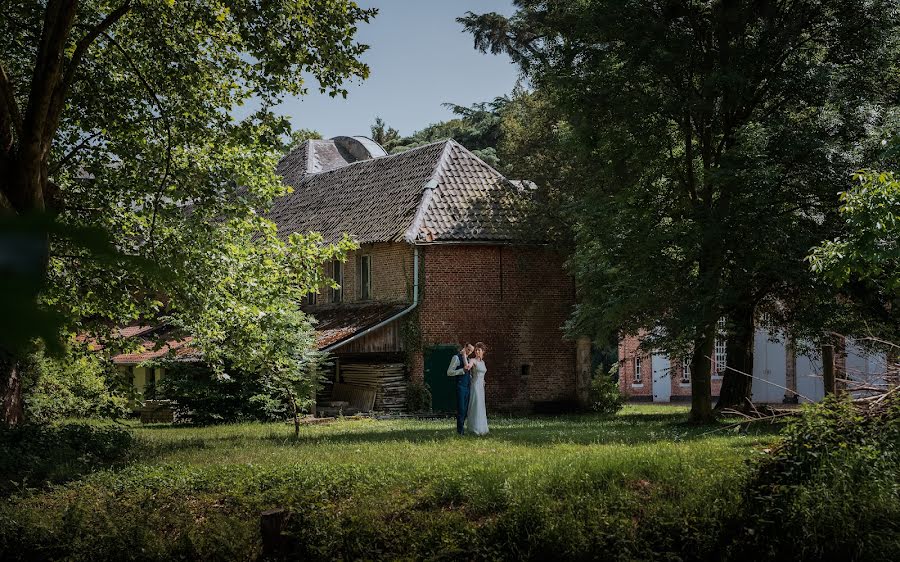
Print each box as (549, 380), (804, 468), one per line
(339, 362), (408, 412)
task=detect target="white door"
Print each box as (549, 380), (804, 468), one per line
(651, 353), (671, 402)
(751, 329), (787, 403)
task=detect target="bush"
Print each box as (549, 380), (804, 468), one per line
(727, 394), (900, 561)
(406, 381), (432, 412)
(0, 422), (133, 496)
(589, 363), (625, 415)
(156, 363), (287, 424)
(23, 349), (128, 423)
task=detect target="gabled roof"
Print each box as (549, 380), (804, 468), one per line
(269, 139), (529, 244)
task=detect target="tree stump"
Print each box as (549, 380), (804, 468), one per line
(260, 508), (290, 559)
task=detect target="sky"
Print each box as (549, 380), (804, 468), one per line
(255, 0), (520, 139)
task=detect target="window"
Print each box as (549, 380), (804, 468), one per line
(633, 356), (643, 385)
(358, 254), (372, 300)
(714, 317), (727, 376)
(330, 260), (343, 303)
(520, 364), (531, 378)
(304, 291), (317, 306)
(681, 357), (691, 384)
(714, 340), (727, 376)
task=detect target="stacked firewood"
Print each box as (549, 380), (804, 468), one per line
(340, 363), (407, 412)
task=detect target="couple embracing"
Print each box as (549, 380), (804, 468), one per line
(446, 342), (489, 436)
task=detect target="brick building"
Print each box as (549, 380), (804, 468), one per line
(619, 326), (887, 404)
(269, 136), (590, 412)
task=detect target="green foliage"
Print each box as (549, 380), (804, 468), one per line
(281, 128), (323, 154)
(0, 408), (783, 560)
(370, 116), (400, 148)
(461, 1), (900, 420)
(22, 348), (127, 423)
(405, 381), (432, 413)
(374, 97), (510, 169)
(589, 363), (625, 415)
(161, 224), (355, 425)
(0, 422), (132, 496)
(156, 363), (282, 424)
(728, 396), (900, 561)
(0, 0), (374, 423)
(810, 169), (900, 295)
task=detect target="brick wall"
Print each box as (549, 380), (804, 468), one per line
(619, 334), (723, 400)
(412, 244), (577, 411)
(327, 242), (414, 304)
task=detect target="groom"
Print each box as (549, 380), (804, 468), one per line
(447, 342), (474, 435)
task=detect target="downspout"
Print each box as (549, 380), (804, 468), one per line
(323, 178), (437, 352)
(323, 247), (420, 352)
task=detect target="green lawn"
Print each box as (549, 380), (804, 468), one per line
(2, 405), (782, 561)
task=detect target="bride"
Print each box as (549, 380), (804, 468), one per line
(465, 342), (489, 435)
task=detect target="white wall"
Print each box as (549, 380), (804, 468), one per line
(751, 329), (788, 403)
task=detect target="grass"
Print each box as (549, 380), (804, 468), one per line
(2, 405), (783, 561)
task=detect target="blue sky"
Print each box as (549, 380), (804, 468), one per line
(255, 0), (519, 138)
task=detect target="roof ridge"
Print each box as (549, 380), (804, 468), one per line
(403, 141), (455, 242)
(297, 138), (452, 179)
(444, 138), (510, 183)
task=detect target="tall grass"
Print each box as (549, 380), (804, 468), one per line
(1, 406), (779, 561)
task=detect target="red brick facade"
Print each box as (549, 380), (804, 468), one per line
(323, 242), (578, 412)
(618, 334), (723, 400)
(412, 244), (577, 411)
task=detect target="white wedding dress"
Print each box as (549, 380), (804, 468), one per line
(466, 359), (489, 435)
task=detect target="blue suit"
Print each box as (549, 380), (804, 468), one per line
(452, 352), (471, 435)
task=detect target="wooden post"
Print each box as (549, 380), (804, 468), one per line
(260, 508), (290, 558)
(822, 344), (835, 395)
(784, 337), (799, 404)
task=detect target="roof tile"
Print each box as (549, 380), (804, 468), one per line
(270, 139), (531, 244)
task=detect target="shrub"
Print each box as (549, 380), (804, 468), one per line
(726, 394), (900, 561)
(589, 363), (625, 415)
(23, 349), (128, 423)
(156, 363), (287, 424)
(406, 381), (432, 412)
(0, 423), (133, 495)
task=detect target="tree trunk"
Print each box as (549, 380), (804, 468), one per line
(716, 304), (755, 410)
(689, 327), (716, 423)
(1, 1), (132, 427)
(689, 227), (725, 424)
(0, 355), (24, 426)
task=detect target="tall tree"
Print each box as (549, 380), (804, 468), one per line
(385, 97), (511, 169)
(0, 0), (374, 424)
(369, 116), (400, 150)
(461, 0), (900, 421)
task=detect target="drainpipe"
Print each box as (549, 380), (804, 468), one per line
(323, 178), (436, 352)
(323, 246), (419, 352)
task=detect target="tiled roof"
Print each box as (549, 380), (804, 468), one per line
(89, 323), (197, 365)
(307, 303), (409, 349)
(111, 336), (196, 365)
(270, 139), (530, 244)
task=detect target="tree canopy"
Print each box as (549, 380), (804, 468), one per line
(461, 0), (900, 420)
(370, 97), (511, 169)
(0, 0), (374, 424)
